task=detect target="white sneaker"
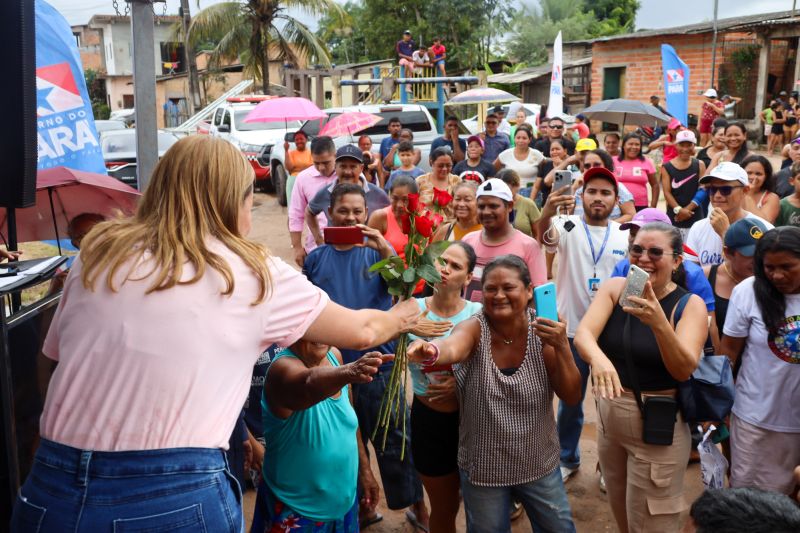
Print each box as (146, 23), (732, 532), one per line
(560, 465), (578, 482)
(599, 473), (606, 493)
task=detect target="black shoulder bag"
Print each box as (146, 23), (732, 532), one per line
(623, 314), (678, 446)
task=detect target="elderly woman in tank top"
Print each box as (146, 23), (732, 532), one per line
(408, 255), (581, 533)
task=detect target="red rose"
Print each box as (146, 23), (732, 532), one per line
(432, 187), (453, 208)
(431, 213), (444, 227)
(400, 213), (412, 235)
(414, 214), (434, 238)
(406, 193), (421, 214)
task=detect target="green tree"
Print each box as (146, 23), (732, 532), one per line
(315, 1), (367, 64)
(85, 68), (110, 120)
(188, 0), (344, 94)
(506, 2), (596, 66)
(581, 0), (639, 35)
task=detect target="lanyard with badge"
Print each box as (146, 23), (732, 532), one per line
(582, 218), (610, 299)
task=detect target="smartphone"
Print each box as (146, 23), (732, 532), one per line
(553, 170), (573, 193)
(0, 266), (19, 277)
(323, 226), (364, 245)
(620, 264), (649, 308)
(533, 282), (558, 322)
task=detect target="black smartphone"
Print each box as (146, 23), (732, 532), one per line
(0, 266), (19, 277)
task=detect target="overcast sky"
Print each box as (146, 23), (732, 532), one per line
(52, 0), (799, 32)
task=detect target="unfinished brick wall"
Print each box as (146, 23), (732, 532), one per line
(590, 32), (757, 118)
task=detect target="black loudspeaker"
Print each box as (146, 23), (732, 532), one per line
(0, 0), (37, 209)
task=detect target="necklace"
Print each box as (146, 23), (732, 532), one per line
(654, 282), (676, 300)
(723, 262), (743, 284)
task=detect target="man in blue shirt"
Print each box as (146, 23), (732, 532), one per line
(481, 112), (510, 163)
(430, 116), (466, 162)
(613, 208), (715, 313)
(379, 117), (402, 165)
(303, 183), (429, 528)
(305, 145), (390, 243)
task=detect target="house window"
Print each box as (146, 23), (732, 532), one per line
(73, 32), (81, 48)
(160, 42), (186, 75)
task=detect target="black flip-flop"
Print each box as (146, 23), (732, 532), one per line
(359, 513), (383, 530)
(405, 510), (430, 533)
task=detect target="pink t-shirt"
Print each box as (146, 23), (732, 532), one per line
(40, 240), (329, 451)
(288, 165), (336, 252)
(462, 229), (547, 301)
(613, 156), (656, 207)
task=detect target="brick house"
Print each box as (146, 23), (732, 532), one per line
(585, 10), (800, 124)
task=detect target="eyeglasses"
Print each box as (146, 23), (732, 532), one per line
(549, 124), (564, 129)
(708, 185), (742, 196)
(629, 244), (677, 260)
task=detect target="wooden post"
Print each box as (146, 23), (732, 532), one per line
(332, 73), (342, 108)
(755, 35), (771, 121)
(351, 71), (359, 104)
(315, 74), (324, 107)
(477, 70), (488, 132)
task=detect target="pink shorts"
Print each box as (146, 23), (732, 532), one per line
(730, 413), (800, 495)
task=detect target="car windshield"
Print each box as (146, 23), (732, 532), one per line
(102, 132), (178, 154)
(95, 121), (126, 133)
(234, 111), (301, 131)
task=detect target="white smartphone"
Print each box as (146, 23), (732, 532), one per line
(553, 170), (573, 193)
(620, 264), (649, 308)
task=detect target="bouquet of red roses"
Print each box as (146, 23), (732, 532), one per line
(369, 193), (449, 457)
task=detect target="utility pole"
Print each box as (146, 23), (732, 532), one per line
(710, 0), (719, 88)
(179, 0), (202, 113)
(129, 0), (159, 190)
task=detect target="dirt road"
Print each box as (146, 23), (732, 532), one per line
(245, 191), (705, 533)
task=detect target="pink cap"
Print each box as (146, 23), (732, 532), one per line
(675, 129), (697, 144)
(668, 118), (682, 130)
(467, 135), (484, 149)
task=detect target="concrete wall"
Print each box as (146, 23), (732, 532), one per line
(72, 25), (105, 71)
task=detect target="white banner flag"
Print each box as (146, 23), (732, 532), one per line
(548, 31), (563, 118)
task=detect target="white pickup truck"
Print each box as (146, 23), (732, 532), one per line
(269, 103), (440, 206)
(198, 96), (302, 188)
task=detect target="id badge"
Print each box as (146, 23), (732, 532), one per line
(588, 277), (600, 299)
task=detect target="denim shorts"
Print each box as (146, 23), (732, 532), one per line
(11, 438), (243, 533)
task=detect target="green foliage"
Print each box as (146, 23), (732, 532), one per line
(506, 0), (639, 66)
(316, 0), (511, 69)
(188, 0), (344, 93)
(84, 69), (110, 120)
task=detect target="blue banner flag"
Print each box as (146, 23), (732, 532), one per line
(36, 0), (106, 174)
(661, 44), (689, 127)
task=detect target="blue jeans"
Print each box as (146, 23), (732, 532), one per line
(557, 338), (591, 469)
(11, 439), (243, 533)
(459, 467), (576, 533)
(353, 365), (424, 510)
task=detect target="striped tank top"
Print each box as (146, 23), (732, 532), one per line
(454, 310), (560, 486)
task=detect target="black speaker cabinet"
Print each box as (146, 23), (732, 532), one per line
(0, 0), (37, 209)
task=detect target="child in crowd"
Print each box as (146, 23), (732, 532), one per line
(776, 161), (800, 227)
(452, 135), (495, 184)
(385, 141), (424, 191)
(431, 37), (447, 77)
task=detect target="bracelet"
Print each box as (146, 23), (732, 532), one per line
(421, 343), (440, 367)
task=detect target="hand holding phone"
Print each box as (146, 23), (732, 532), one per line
(533, 282), (558, 322)
(620, 265), (649, 308)
(553, 170), (573, 194)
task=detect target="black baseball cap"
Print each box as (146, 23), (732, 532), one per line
(335, 144), (364, 163)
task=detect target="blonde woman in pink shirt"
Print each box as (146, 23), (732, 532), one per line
(10, 136), (419, 533)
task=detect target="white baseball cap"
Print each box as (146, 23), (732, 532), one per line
(476, 178), (513, 202)
(675, 130), (697, 144)
(703, 88), (718, 98)
(699, 161), (748, 186)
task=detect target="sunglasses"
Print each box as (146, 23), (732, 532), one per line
(549, 124), (564, 129)
(629, 244), (677, 260)
(708, 185), (742, 196)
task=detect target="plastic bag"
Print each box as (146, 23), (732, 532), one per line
(697, 424), (728, 489)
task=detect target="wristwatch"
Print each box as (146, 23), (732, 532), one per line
(673, 206), (682, 215)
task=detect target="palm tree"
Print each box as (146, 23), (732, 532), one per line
(188, 0), (344, 94)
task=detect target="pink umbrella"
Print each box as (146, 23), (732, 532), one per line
(319, 112), (382, 138)
(0, 167), (141, 247)
(243, 97), (326, 123)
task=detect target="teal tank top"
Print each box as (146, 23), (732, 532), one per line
(408, 297), (482, 396)
(261, 349), (358, 520)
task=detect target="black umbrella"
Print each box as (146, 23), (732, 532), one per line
(580, 99), (672, 127)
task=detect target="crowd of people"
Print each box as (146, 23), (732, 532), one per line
(6, 93), (800, 533)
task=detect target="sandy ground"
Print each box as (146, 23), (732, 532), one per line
(241, 191), (706, 533)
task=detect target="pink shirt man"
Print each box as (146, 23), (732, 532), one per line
(288, 164), (336, 252)
(40, 240), (329, 451)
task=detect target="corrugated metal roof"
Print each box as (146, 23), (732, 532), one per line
(567, 9), (799, 44)
(488, 57), (592, 84)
